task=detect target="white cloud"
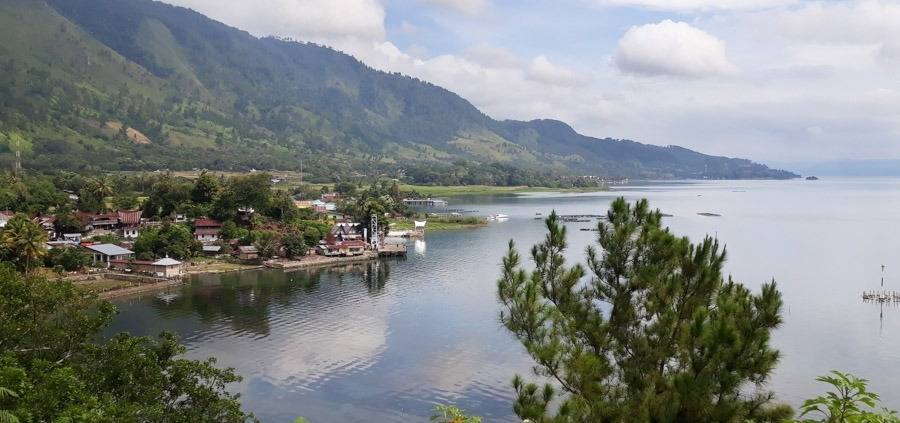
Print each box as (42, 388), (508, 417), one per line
(462, 44), (522, 68)
(595, 0), (795, 12)
(614, 20), (738, 77)
(163, 0), (386, 41)
(526, 55), (589, 86)
(417, 0), (490, 15)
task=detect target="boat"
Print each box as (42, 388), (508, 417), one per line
(806, 176), (819, 180)
(488, 213), (509, 220)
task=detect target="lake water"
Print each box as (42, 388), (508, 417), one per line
(107, 178), (900, 421)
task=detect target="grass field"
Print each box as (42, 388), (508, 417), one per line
(390, 216), (488, 231)
(398, 184), (606, 197)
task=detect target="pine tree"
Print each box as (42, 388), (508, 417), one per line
(498, 198), (792, 422)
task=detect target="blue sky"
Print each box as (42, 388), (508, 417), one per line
(163, 0), (900, 165)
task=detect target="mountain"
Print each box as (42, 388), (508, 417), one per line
(0, 0), (796, 180)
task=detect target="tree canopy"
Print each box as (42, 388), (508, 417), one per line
(0, 265), (254, 422)
(498, 198), (790, 422)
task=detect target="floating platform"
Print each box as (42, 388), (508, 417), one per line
(863, 291), (900, 303)
(378, 243), (408, 256)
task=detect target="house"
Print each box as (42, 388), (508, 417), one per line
(33, 216), (56, 239)
(321, 192), (340, 202)
(236, 245), (258, 260)
(331, 221), (364, 241)
(316, 221), (367, 257)
(202, 245), (223, 256)
(118, 210), (143, 239)
(83, 243), (134, 268)
(311, 199), (336, 212)
(193, 218), (222, 243)
(150, 257), (183, 278)
(293, 200), (314, 209)
(63, 233), (82, 243)
(316, 233), (367, 257)
(109, 256), (183, 278)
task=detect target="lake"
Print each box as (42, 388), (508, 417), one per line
(106, 178), (900, 421)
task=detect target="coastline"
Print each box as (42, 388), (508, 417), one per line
(398, 184), (609, 197)
(94, 253), (380, 300)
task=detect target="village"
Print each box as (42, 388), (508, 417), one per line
(0, 181), (454, 297)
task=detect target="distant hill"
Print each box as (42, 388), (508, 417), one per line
(0, 0), (796, 180)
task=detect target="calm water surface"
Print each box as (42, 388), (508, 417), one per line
(107, 179), (900, 421)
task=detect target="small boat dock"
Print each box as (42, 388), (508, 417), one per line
(378, 243), (408, 257)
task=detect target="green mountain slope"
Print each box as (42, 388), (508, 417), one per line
(0, 0), (796, 180)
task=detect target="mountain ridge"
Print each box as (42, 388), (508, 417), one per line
(0, 0), (797, 180)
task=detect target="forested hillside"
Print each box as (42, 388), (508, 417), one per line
(0, 0), (796, 180)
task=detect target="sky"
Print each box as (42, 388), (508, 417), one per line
(160, 0), (900, 164)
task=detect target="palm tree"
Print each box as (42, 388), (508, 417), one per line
(0, 385), (19, 423)
(1, 215), (48, 274)
(89, 176), (114, 211)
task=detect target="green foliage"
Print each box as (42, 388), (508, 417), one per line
(112, 194), (139, 210)
(89, 233), (123, 244)
(0, 265), (254, 421)
(250, 231), (279, 259)
(0, 173), (70, 215)
(143, 175), (191, 218)
(431, 404), (482, 423)
(0, 215), (48, 273)
(52, 212), (82, 234)
(795, 371), (899, 423)
(44, 247), (90, 271)
(219, 221), (248, 241)
(280, 233), (308, 258)
(134, 223), (200, 260)
(191, 171), (221, 204)
(497, 198), (791, 422)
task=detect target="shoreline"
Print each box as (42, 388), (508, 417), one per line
(95, 253), (380, 300)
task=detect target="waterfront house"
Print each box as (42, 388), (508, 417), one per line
(236, 245), (258, 260)
(109, 256), (183, 278)
(83, 243), (134, 268)
(193, 218), (222, 243)
(316, 222), (367, 256)
(316, 233), (367, 257)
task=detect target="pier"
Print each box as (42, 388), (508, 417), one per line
(378, 243), (408, 257)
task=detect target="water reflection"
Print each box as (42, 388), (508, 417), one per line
(108, 179), (900, 420)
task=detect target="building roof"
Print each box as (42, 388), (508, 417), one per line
(83, 243), (134, 256)
(152, 257), (182, 266)
(194, 227), (221, 236)
(194, 218), (222, 228)
(202, 245), (222, 252)
(117, 210), (143, 225)
(237, 245), (258, 253)
(321, 240), (368, 249)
